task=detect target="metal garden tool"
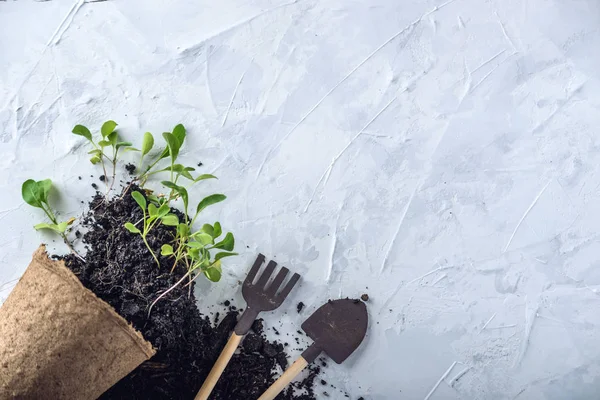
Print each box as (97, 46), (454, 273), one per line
(195, 254), (300, 400)
(258, 298), (368, 400)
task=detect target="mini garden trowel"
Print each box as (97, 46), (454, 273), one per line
(258, 298), (368, 400)
(195, 254), (300, 400)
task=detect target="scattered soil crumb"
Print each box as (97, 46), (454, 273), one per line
(99, 175), (106, 182)
(125, 163), (136, 175)
(91, 183), (98, 190)
(361, 294), (369, 302)
(297, 302), (305, 313)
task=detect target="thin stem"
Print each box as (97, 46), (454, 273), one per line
(106, 148), (118, 196)
(40, 203), (84, 261)
(142, 234), (160, 267)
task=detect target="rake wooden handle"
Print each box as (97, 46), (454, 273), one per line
(257, 357), (309, 400)
(195, 333), (243, 400)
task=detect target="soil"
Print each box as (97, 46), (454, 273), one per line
(62, 185), (320, 400)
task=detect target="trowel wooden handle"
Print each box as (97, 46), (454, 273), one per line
(257, 357), (309, 400)
(195, 333), (243, 400)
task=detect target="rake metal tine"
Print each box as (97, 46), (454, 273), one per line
(267, 267), (289, 295)
(276, 272), (300, 301)
(245, 254), (265, 286)
(256, 260), (277, 288)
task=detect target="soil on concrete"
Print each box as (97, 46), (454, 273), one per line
(62, 185), (319, 400)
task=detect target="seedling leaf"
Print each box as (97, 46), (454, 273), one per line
(194, 174), (217, 182)
(34, 223), (61, 232)
(157, 203), (170, 218)
(148, 203), (158, 217)
(72, 125), (92, 141)
(90, 156), (101, 164)
(107, 131), (118, 145)
(215, 252), (238, 261)
(22, 179), (44, 208)
(131, 191), (147, 210)
(161, 181), (188, 215)
(196, 194), (226, 214)
(162, 132), (180, 164)
(177, 223), (189, 236)
(142, 132), (154, 155)
(172, 124), (186, 146)
(201, 224), (214, 237)
(213, 232), (234, 251)
(213, 221), (222, 238)
(161, 244), (174, 256)
(204, 260), (222, 282)
(124, 222), (141, 234)
(101, 120), (118, 137)
(162, 214), (179, 226)
(196, 233), (214, 245)
(116, 141), (132, 149)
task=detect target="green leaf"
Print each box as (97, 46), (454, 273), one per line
(162, 214), (179, 226)
(172, 123), (186, 146)
(131, 191), (147, 211)
(148, 203), (158, 217)
(124, 147), (141, 152)
(72, 125), (92, 141)
(34, 222), (64, 233)
(201, 224), (214, 237)
(162, 132), (180, 164)
(107, 131), (118, 145)
(101, 120), (118, 137)
(98, 140), (111, 147)
(56, 221), (69, 233)
(196, 194), (226, 215)
(194, 174), (217, 182)
(161, 244), (174, 256)
(116, 141), (132, 149)
(204, 260), (222, 282)
(213, 232), (234, 251)
(213, 222), (222, 238)
(142, 132), (154, 156)
(124, 222), (141, 234)
(188, 247), (201, 261)
(161, 181), (188, 215)
(147, 194), (160, 204)
(176, 223), (189, 237)
(37, 179), (52, 204)
(22, 178), (52, 207)
(196, 233), (214, 245)
(157, 203), (170, 218)
(214, 252), (238, 261)
(90, 156), (102, 164)
(187, 241), (205, 249)
(154, 165), (195, 180)
(87, 149), (102, 156)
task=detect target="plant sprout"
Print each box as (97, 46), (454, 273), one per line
(72, 120), (132, 195)
(124, 190), (179, 267)
(21, 179), (82, 259)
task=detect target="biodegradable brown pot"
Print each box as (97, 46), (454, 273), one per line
(0, 245), (155, 399)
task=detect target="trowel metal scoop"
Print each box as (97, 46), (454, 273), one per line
(196, 254), (300, 400)
(258, 298), (368, 400)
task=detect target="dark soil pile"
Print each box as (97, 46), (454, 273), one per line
(62, 185), (319, 399)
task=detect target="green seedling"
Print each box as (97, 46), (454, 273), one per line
(124, 190), (179, 267)
(72, 120), (132, 194)
(21, 179), (80, 257)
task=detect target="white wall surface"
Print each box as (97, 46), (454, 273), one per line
(2, 0), (600, 399)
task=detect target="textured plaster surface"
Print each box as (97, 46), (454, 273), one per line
(2, 0), (600, 399)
